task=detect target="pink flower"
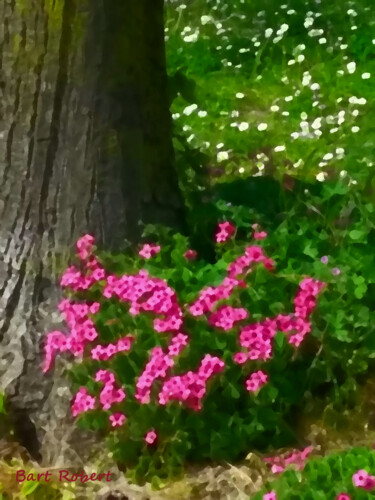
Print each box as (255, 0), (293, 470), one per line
(254, 231), (267, 240)
(184, 249), (197, 260)
(246, 370), (268, 393)
(145, 430), (157, 445)
(320, 256), (329, 264)
(139, 243), (161, 259)
(109, 412), (126, 428)
(215, 221), (236, 243)
(263, 491), (277, 500)
(76, 234), (95, 260)
(336, 494), (351, 500)
(353, 469), (375, 490)
(332, 267), (341, 275)
(233, 352), (248, 364)
(71, 388), (96, 417)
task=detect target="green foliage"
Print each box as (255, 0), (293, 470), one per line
(253, 446), (375, 499)
(166, 0), (375, 192)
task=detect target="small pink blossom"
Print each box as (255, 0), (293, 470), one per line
(184, 249), (197, 260)
(139, 243), (161, 259)
(215, 221), (236, 243)
(145, 430), (157, 445)
(263, 491), (277, 500)
(320, 256), (329, 264)
(233, 352), (248, 364)
(332, 267), (341, 275)
(254, 231), (267, 240)
(335, 494), (351, 500)
(109, 412), (126, 428)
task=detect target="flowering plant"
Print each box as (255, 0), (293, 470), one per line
(255, 446), (375, 499)
(44, 221), (329, 484)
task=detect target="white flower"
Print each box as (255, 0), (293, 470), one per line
(257, 123), (268, 131)
(351, 126), (360, 133)
(304, 17), (314, 28)
(265, 28), (273, 38)
(311, 83), (320, 91)
(347, 61), (356, 74)
(184, 33), (199, 43)
(198, 110), (207, 118)
(217, 151), (229, 162)
(274, 145), (285, 152)
(236, 92), (245, 98)
(316, 172), (326, 182)
(336, 148), (345, 155)
(238, 122), (249, 131)
(323, 153), (333, 160)
(311, 118), (322, 130)
(297, 54), (305, 62)
(302, 73), (312, 86)
(239, 167), (245, 173)
(285, 96), (293, 102)
(319, 38), (327, 44)
(270, 105), (280, 112)
(216, 142), (224, 149)
(362, 72), (371, 79)
(183, 104), (198, 116)
(288, 59), (296, 66)
(201, 15), (211, 25)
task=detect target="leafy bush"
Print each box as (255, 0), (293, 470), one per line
(41, 184), (375, 485)
(253, 446), (375, 499)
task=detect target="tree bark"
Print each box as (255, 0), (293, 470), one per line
(0, 0), (185, 465)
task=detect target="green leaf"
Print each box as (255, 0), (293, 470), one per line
(349, 230), (366, 240)
(354, 283), (367, 299)
(21, 479), (39, 496)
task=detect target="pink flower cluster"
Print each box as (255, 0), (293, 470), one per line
(135, 346), (175, 404)
(336, 494), (350, 500)
(76, 234), (95, 260)
(227, 245), (275, 279)
(135, 334), (189, 404)
(208, 305), (248, 331)
(91, 335), (134, 361)
(264, 446), (314, 474)
(103, 270), (183, 334)
(158, 355), (225, 411)
(95, 369), (126, 410)
(60, 236), (106, 290)
(215, 221), (236, 243)
(71, 387), (96, 417)
(352, 469), (375, 490)
(138, 243), (161, 259)
(43, 300), (101, 372)
(233, 277), (325, 364)
(245, 370), (268, 392)
(189, 277), (245, 317)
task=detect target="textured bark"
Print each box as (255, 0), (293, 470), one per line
(0, 0), (185, 465)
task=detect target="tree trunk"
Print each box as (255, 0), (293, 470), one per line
(0, 0), (185, 465)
